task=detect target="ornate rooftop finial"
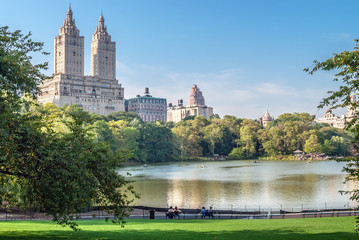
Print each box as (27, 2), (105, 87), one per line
(98, 10), (106, 31)
(66, 2), (73, 22)
(67, 3), (72, 14)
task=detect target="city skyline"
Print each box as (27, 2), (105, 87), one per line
(1, 0), (358, 118)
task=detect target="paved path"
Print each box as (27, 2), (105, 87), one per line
(1, 208), (358, 221)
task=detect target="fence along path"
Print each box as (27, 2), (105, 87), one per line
(1, 205), (358, 221)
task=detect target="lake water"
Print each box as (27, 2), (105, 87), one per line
(119, 160), (357, 211)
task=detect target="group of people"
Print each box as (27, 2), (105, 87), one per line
(167, 206), (215, 219)
(200, 206), (214, 219)
(167, 206), (181, 219)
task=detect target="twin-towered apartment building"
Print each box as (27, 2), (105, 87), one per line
(38, 5), (214, 122)
(38, 5), (125, 115)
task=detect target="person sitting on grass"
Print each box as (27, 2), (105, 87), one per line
(174, 206), (181, 219)
(201, 207), (207, 219)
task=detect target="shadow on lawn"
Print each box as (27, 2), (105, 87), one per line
(0, 229), (357, 240)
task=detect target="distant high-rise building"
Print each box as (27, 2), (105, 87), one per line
(54, 5), (84, 77)
(346, 95), (357, 119)
(91, 11), (116, 80)
(126, 87), (167, 122)
(167, 84), (213, 122)
(38, 5), (125, 115)
(189, 84), (205, 106)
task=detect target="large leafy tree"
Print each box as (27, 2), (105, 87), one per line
(140, 122), (177, 163)
(305, 39), (359, 231)
(0, 26), (136, 230)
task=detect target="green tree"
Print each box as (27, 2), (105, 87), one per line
(260, 126), (284, 156)
(305, 39), (359, 232)
(203, 123), (223, 157)
(140, 122), (176, 163)
(228, 147), (246, 160)
(172, 123), (202, 158)
(330, 136), (351, 156)
(304, 133), (322, 153)
(0, 26), (136, 230)
(238, 119), (261, 158)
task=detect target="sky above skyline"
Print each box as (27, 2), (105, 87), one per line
(1, 0), (358, 119)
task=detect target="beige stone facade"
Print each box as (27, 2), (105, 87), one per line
(167, 105), (213, 123)
(126, 88), (167, 122)
(188, 84), (205, 106)
(54, 6), (84, 77)
(257, 110), (274, 127)
(167, 84), (213, 123)
(314, 109), (345, 129)
(38, 5), (124, 115)
(91, 11), (116, 80)
(346, 95), (358, 119)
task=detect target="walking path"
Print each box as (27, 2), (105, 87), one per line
(1, 207), (358, 221)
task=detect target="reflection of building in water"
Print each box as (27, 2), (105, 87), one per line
(167, 179), (188, 207)
(314, 109), (345, 129)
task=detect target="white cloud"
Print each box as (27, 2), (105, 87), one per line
(116, 61), (333, 119)
(254, 82), (294, 96)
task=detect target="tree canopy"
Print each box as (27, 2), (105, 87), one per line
(305, 39), (359, 232)
(0, 26), (137, 230)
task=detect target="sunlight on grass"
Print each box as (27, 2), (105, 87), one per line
(0, 217), (357, 240)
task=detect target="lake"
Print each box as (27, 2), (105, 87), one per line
(119, 160), (357, 211)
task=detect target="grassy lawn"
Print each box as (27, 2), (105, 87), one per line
(0, 217), (357, 240)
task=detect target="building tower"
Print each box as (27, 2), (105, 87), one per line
(188, 84), (205, 106)
(38, 6), (125, 116)
(346, 95), (357, 118)
(91, 11), (116, 80)
(54, 4), (84, 76)
(258, 110), (274, 127)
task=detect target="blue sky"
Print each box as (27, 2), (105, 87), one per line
(1, 0), (358, 118)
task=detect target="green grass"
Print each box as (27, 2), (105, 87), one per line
(0, 217), (357, 240)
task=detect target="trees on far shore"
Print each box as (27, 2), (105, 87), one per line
(40, 107), (353, 163)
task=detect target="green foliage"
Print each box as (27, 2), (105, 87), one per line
(304, 133), (322, 153)
(106, 111), (141, 123)
(140, 122), (177, 163)
(228, 147), (246, 160)
(305, 39), (359, 232)
(0, 26), (136, 230)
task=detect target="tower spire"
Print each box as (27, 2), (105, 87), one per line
(98, 10), (105, 30)
(66, 3), (73, 21)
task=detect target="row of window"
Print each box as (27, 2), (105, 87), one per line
(141, 115), (166, 122)
(130, 99), (166, 104)
(130, 105), (166, 111)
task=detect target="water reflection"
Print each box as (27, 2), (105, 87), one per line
(120, 160), (355, 210)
